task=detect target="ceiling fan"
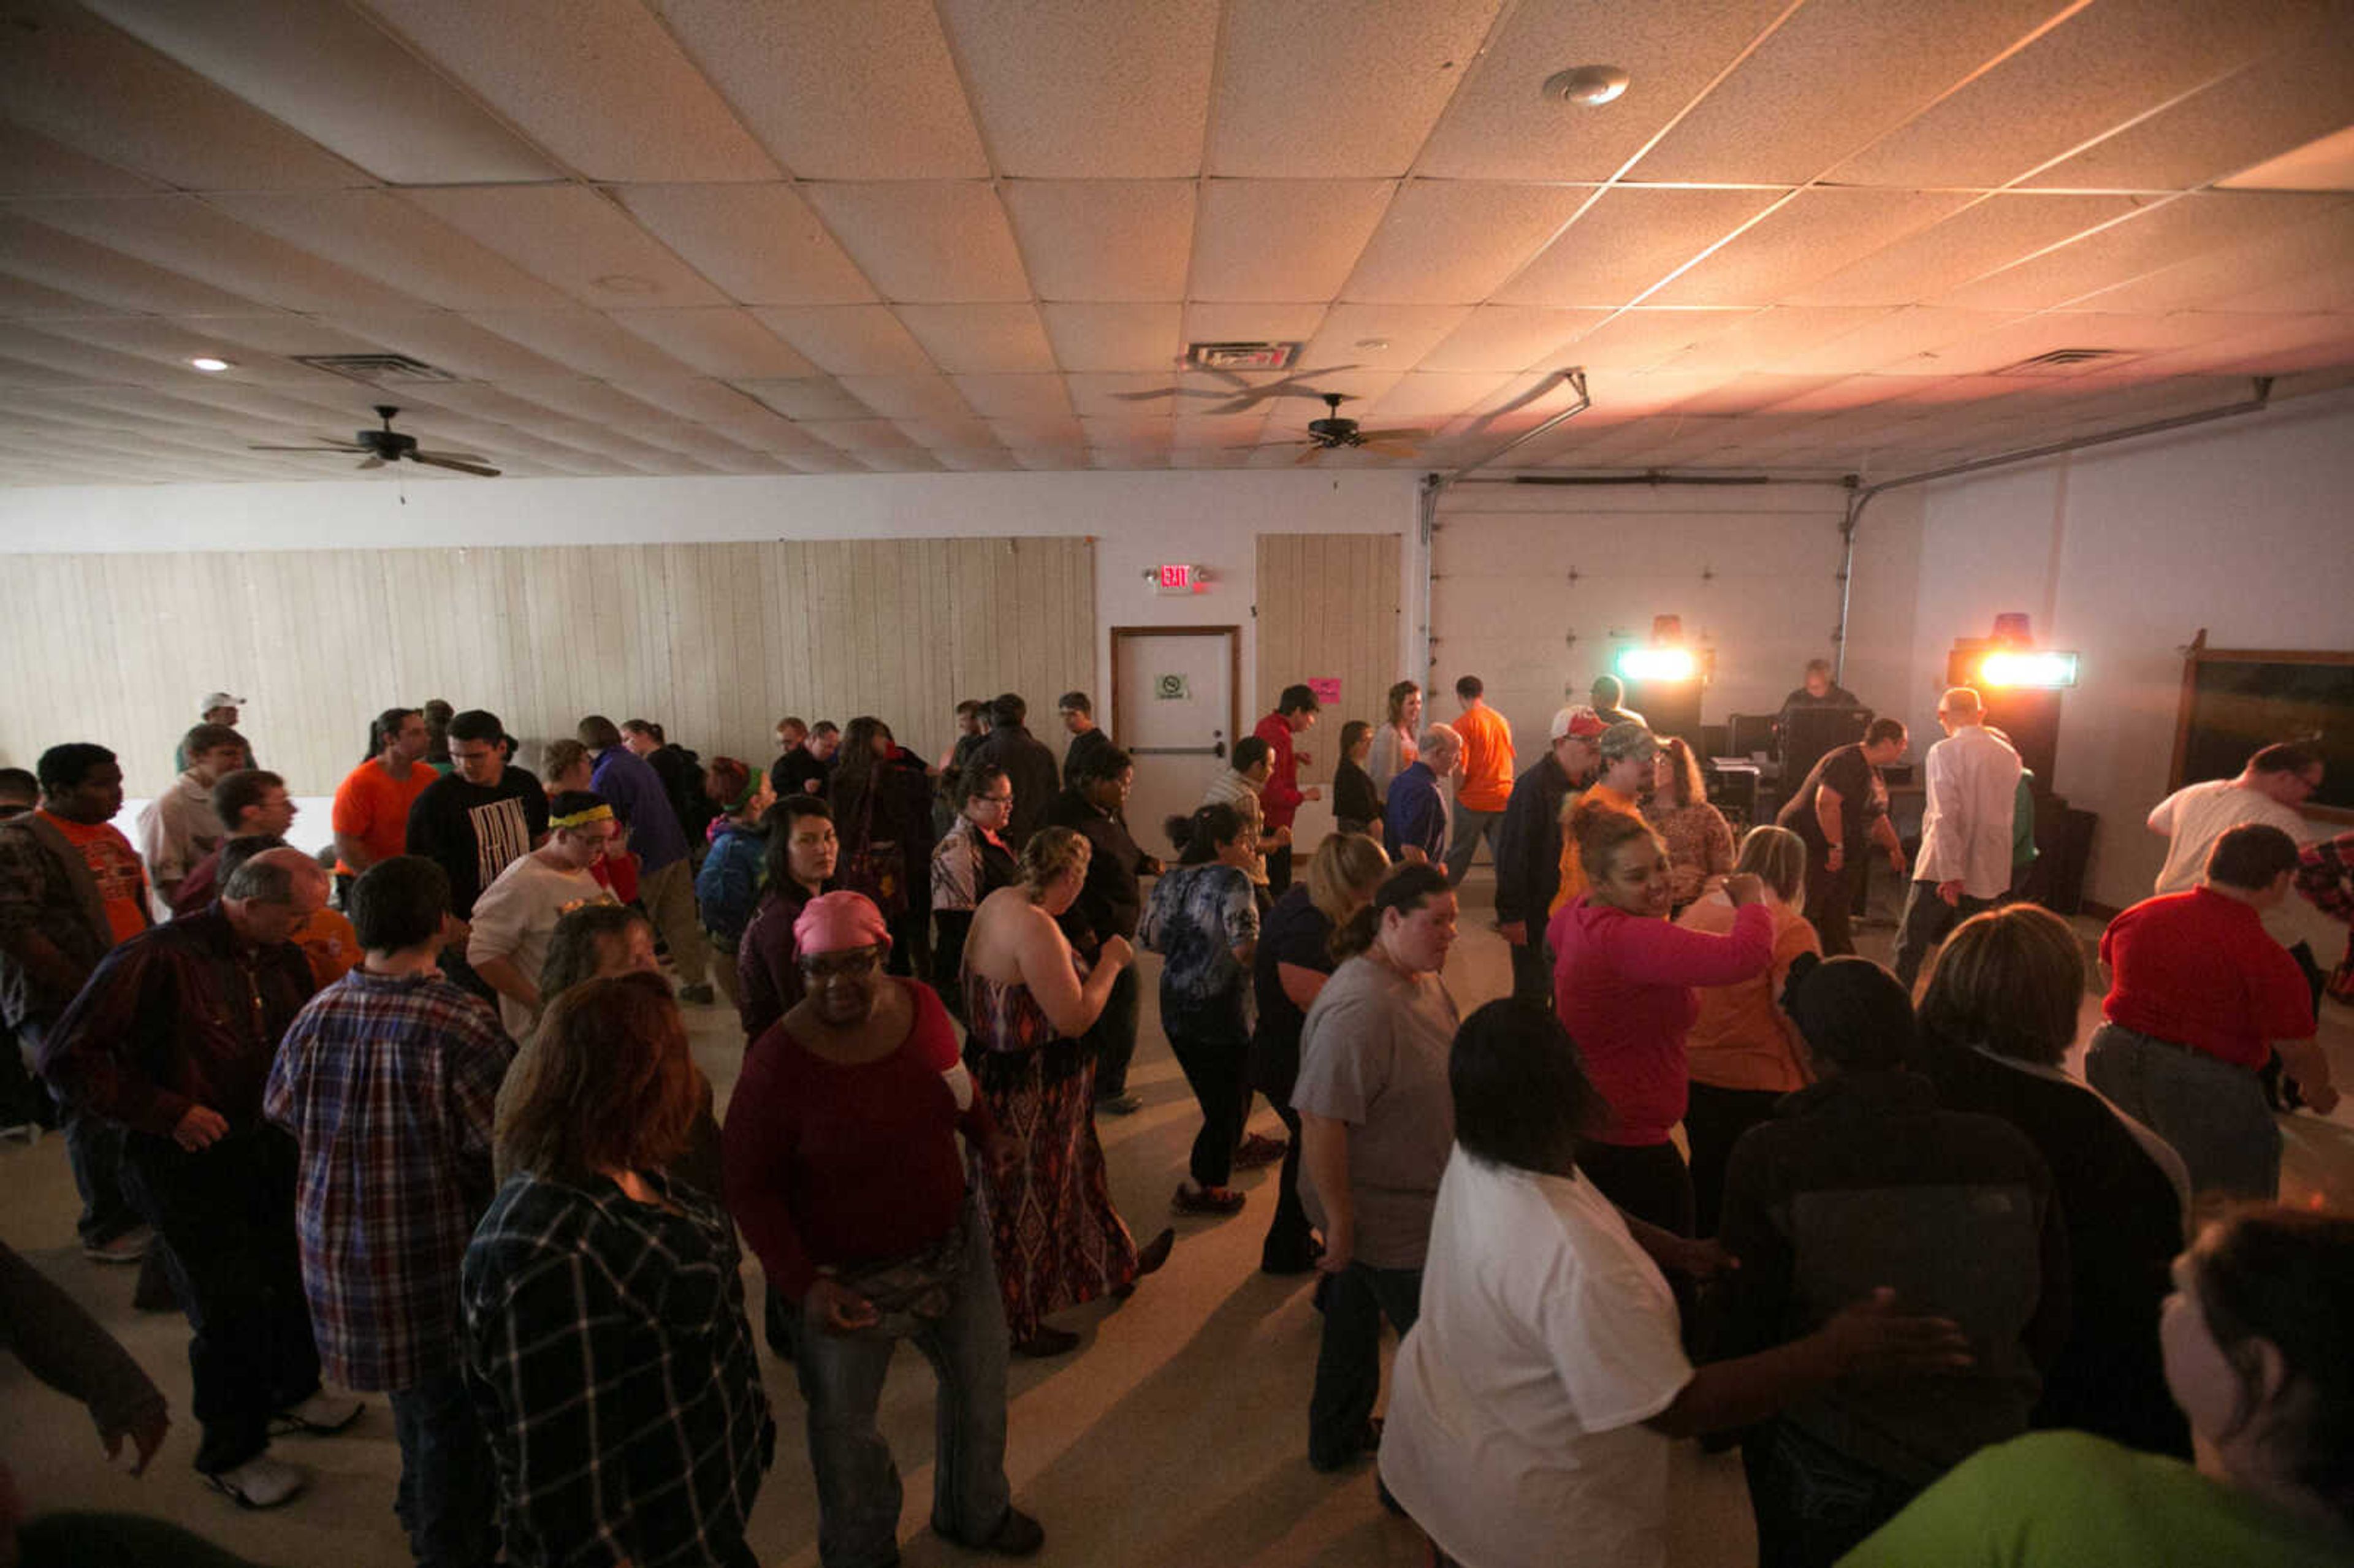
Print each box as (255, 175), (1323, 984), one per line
(1111, 362), (1365, 416)
(1260, 393), (1424, 464)
(248, 405), (500, 477)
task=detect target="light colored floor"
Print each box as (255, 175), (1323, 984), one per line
(5, 870), (2350, 1567)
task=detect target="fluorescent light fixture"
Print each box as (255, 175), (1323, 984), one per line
(1617, 646), (1698, 682)
(1977, 650), (2079, 689)
(189, 356), (232, 372)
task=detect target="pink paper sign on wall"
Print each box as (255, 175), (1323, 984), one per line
(1307, 677), (1343, 706)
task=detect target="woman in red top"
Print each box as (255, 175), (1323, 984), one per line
(722, 891), (1044, 1566)
(1547, 800), (1773, 1236)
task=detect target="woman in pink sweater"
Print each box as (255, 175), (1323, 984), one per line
(1547, 801), (1773, 1236)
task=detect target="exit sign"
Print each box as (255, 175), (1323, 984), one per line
(1145, 563), (1207, 596)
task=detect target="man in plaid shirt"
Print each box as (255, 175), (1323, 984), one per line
(265, 856), (513, 1567)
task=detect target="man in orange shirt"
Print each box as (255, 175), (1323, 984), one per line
(332, 707), (436, 908)
(1550, 722), (1659, 915)
(1442, 676), (1515, 888)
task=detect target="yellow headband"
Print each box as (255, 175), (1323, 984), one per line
(549, 802), (615, 831)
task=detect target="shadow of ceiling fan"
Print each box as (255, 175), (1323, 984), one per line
(248, 405), (500, 477)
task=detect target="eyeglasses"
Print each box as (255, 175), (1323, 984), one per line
(977, 792), (1013, 804)
(799, 946), (885, 980)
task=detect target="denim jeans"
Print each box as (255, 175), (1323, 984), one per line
(21, 1019), (141, 1247)
(1889, 880), (1994, 989)
(390, 1368), (498, 1568)
(1309, 1262), (1422, 1470)
(793, 1205), (1013, 1568)
(2085, 1023), (2281, 1201)
(1087, 964), (1141, 1100)
(1442, 807), (1505, 888)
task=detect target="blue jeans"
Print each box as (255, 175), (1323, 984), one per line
(2085, 1023), (2280, 1201)
(1309, 1262), (1422, 1470)
(793, 1205), (1013, 1568)
(1889, 880), (1994, 989)
(22, 1019), (140, 1247)
(1442, 807), (1505, 888)
(390, 1369), (498, 1568)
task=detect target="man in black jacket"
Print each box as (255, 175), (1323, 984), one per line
(972, 693), (1060, 851)
(1493, 706), (1605, 1004)
(1045, 747), (1162, 1114)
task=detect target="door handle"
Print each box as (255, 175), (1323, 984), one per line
(1213, 737), (1226, 759)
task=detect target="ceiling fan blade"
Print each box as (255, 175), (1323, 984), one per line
(1353, 427), (1423, 441)
(408, 452), (501, 478)
(356, 454), (386, 471)
(414, 448), (489, 464)
(1292, 445), (1328, 465)
(248, 440), (367, 452)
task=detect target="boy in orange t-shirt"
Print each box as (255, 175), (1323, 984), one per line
(1442, 675), (1517, 887)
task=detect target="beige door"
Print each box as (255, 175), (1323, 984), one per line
(1112, 627), (1238, 862)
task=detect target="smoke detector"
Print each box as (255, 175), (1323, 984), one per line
(1543, 65), (1630, 106)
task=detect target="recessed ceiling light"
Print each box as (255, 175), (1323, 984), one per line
(1542, 64), (1629, 107)
(594, 273), (657, 294)
(189, 356), (233, 372)
(1355, 338), (1392, 351)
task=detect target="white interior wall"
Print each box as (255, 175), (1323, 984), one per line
(1899, 384), (2354, 911)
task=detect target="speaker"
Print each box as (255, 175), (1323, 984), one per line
(1781, 706), (1872, 789)
(1981, 689), (2062, 787)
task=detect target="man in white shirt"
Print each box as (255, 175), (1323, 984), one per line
(137, 723), (249, 918)
(466, 791), (619, 1038)
(1891, 688), (2021, 988)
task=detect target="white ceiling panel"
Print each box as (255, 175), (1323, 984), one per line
(21, 314), (352, 388)
(1180, 303), (1333, 345)
(797, 183), (1031, 304)
(1416, 0), (1785, 181)
(2209, 268), (2354, 316)
(1415, 305), (1613, 373)
(1040, 304), (1184, 375)
(0, 273), (115, 318)
(894, 418), (998, 450)
(0, 211), (265, 314)
(1831, 0), (2322, 189)
(1078, 416), (1174, 451)
(1893, 311), (2255, 378)
(2070, 203), (2354, 314)
(608, 308), (821, 379)
(1646, 188), (1976, 307)
(1633, 0), (2059, 185)
(1065, 373), (1193, 418)
(460, 308), (699, 379)
(937, 0), (1219, 177)
(747, 306), (936, 376)
(1651, 306), (1901, 374)
(1300, 303), (1473, 373)
(1001, 181), (1195, 303)
(1786, 194), (2141, 307)
(160, 314), (377, 358)
(0, 121), (163, 197)
(1493, 187), (1787, 306)
(1532, 308), (1760, 373)
(400, 186), (725, 310)
(1206, 1), (1502, 178)
(803, 419), (916, 452)
(834, 375), (979, 424)
(608, 376), (834, 448)
(491, 378), (682, 430)
(988, 416), (1088, 449)
(206, 190), (576, 313)
(889, 303), (1059, 377)
(1765, 307), (2018, 376)
(10, 197), (424, 314)
(950, 375), (1075, 421)
(1662, 373), (1851, 416)
(1941, 192), (2345, 311)
(611, 185), (877, 307)
(932, 447), (1021, 471)
(1363, 371), (1512, 421)
(359, 0), (780, 182)
(1341, 181), (1596, 305)
(2220, 124), (2354, 193)
(325, 310), (579, 381)
(82, 0), (560, 185)
(1189, 180), (1396, 302)
(732, 378), (880, 422)
(653, 0), (988, 180)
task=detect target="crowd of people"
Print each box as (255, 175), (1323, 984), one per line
(0, 666), (2347, 1568)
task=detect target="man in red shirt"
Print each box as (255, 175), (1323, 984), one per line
(332, 707), (435, 908)
(2086, 823), (2336, 1201)
(1252, 684), (1323, 894)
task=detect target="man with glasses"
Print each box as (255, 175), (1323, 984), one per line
(1047, 748), (1161, 1114)
(1057, 691), (1115, 790)
(1891, 688), (2021, 989)
(931, 765), (1019, 1010)
(405, 709), (548, 1002)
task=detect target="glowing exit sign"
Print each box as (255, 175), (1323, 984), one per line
(1145, 563), (1209, 596)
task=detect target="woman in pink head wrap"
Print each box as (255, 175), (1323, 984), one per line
(722, 891), (1044, 1563)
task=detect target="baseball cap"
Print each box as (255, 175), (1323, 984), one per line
(1551, 705), (1606, 741)
(1597, 720), (1659, 761)
(200, 690), (245, 711)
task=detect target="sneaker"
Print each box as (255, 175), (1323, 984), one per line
(207, 1453), (308, 1509)
(1095, 1092), (1143, 1116)
(1233, 1132), (1287, 1168)
(83, 1225), (153, 1264)
(271, 1393), (364, 1437)
(936, 1505), (1046, 1558)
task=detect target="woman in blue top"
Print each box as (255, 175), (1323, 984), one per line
(694, 758), (772, 1010)
(1139, 802), (1263, 1216)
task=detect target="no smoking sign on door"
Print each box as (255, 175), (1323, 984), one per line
(1154, 674), (1191, 700)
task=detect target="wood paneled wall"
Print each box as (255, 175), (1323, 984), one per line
(0, 536), (1095, 798)
(1254, 532), (1405, 793)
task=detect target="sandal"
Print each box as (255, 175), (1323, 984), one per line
(1172, 1183), (1246, 1215)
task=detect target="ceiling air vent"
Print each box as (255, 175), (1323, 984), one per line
(1991, 348), (2136, 377)
(291, 352), (460, 386)
(1187, 341), (1301, 372)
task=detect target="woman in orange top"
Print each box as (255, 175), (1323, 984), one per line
(1677, 825), (1821, 1235)
(1549, 722), (1657, 915)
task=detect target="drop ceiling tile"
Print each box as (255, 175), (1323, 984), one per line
(0, 122), (164, 197)
(205, 190), (577, 312)
(0, 274), (117, 318)
(0, 349), (109, 389)
(11, 197), (430, 314)
(892, 303), (1056, 374)
(1785, 194), (2142, 307)
(1179, 303), (1333, 344)
(733, 378), (878, 422)
(2070, 203), (2354, 313)
(937, 0), (1219, 177)
(158, 314), (371, 357)
(988, 416), (1087, 447)
(1011, 447), (1089, 470)
(325, 310), (578, 380)
(1647, 188), (1976, 307)
(83, 0), (561, 186)
(1745, 373), (1920, 414)
(1536, 307), (1759, 373)
(1339, 181), (1596, 305)
(1300, 304), (1473, 373)
(611, 185), (877, 306)
(460, 308), (698, 379)
(1634, 0), (2059, 184)
(608, 308), (820, 378)
(1079, 416), (1174, 450)
(1660, 373), (1853, 416)
(797, 183), (1032, 304)
(1832, 0), (2321, 189)
(21, 315), (351, 389)
(1170, 414), (1271, 450)
(1001, 182), (1195, 302)
(749, 306), (936, 375)
(2022, 12), (2354, 192)
(1415, 305), (1613, 373)
(0, 0), (373, 191)
(653, 0), (989, 179)
(1039, 303), (1183, 373)
(2211, 267), (2354, 316)
(1363, 371), (1512, 421)
(859, 445), (945, 472)
(0, 322), (195, 385)
(1494, 188), (1788, 306)
(934, 447), (1021, 471)
(400, 186), (726, 310)
(1765, 307), (2018, 375)
(608, 376), (829, 446)
(1941, 192), (2342, 311)
(1900, 311), (2263, 378)
(1189, 180), (1396, 302)
(803, 419), (916, 452)
(894, 418), (998, 449)
(1417, 0), (1785, 181)
(1653, 306), (1902, 374)
(361, 0), (780, 181)
(0, 212), (269, 316)
(835, 375), (979, 424)
(1207, 2), (1503, 177)
(1065, 373), (1193, 417)
(492, 378), (682, 428)
(949, 375), (1075, 420)
(2220, 123), (2354, 192)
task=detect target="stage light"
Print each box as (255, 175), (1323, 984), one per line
(1617, 645), (1698, 682)
(1977, 649), (2080, 689)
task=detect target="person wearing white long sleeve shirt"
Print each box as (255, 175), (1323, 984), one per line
(1891, 688), (2021, 988)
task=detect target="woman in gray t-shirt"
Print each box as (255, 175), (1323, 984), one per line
(1292, 862), (1460, 1474)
